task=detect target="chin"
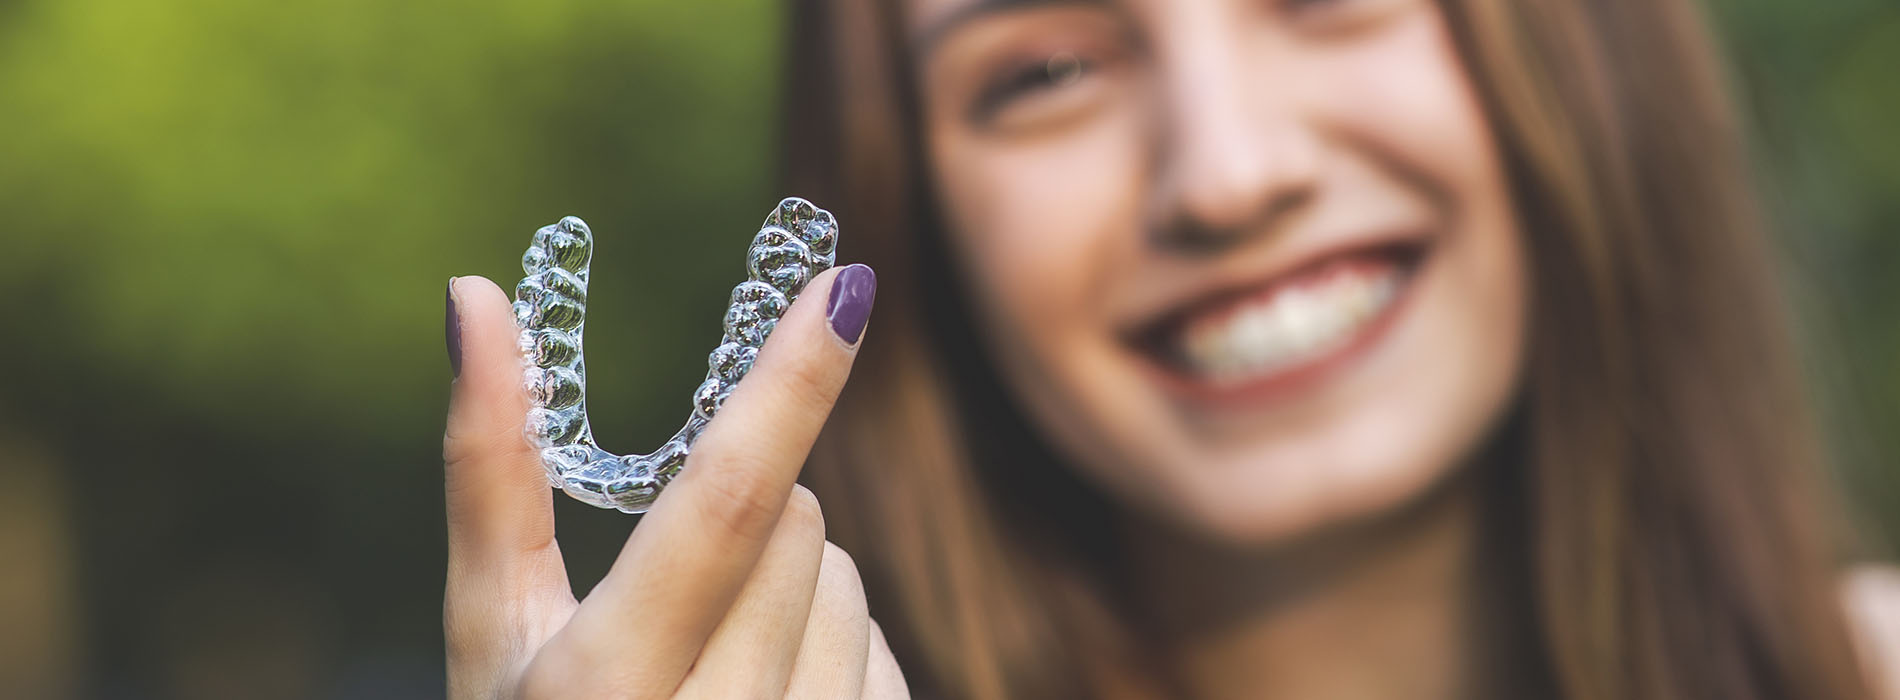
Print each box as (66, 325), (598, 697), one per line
(1161, 417), (1496, 547)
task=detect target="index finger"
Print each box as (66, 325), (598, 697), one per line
(543, 263), (876, 690)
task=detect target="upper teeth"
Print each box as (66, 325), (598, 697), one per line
(1177, 267), (1400, 385)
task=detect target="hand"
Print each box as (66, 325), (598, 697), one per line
(441, 266), (908, 698)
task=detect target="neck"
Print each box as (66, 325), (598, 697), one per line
(1119, 472), (1518, 700)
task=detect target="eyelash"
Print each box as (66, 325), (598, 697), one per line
(969, 52), (1096, 123)
(958, 0), (1370, 124)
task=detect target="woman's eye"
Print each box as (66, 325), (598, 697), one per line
(969, 51), (1095, 123)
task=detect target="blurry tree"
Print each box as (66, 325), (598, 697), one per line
(0, 0), (1891, 696)
(0, 1), (786, 695)
(1713, 0), (1900, 542)
(0, 0), (780, 445)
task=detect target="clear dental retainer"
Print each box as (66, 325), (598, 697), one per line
(511, 197), (839, 513)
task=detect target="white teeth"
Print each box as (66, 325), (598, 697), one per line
(1176, 267), (1401, 386)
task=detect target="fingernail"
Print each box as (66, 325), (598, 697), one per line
(826, 264), (876, 346)
(445, 278), (463, 377)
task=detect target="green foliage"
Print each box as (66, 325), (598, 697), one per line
(0, 0), (780, 445)
(0, 0), (1894, 692)
(1, 0), (1892, 461)
(1711, 0), (1900, 531)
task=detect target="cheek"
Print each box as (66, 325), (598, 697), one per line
(928, 112), (1144, 336)
(1326, 9), (1500, 206)
(1338, 8), (1529, 402)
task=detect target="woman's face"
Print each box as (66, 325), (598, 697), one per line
(910, 0), (1528, 542)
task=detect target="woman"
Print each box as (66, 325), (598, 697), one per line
(441, 0), (1900, 697)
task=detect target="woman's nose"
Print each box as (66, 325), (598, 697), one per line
(1148, 35), (1322, 253)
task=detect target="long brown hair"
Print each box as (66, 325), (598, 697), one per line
(782, 0), (1873, 698)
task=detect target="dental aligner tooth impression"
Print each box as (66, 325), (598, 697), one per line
(511, 197), (839, 513)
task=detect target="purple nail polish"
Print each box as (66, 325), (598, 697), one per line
(445, 278), (463, 377)
(826, 264), (876, 345)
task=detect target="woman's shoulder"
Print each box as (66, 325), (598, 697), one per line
(1846, 565), (1900, 700)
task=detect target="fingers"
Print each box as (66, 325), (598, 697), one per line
(785, 542), (872, 700)
(668, 263), (874, 544)
(543, 265), (875, 694)
(443, 276), (559, 562)
(672, 487), (828, 699)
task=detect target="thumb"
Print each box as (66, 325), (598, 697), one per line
(443, 275), (557, 561)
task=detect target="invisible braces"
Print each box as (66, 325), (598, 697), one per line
(511, 198), (839, 513)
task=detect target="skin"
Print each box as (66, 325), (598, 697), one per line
(444, 0), (1900, 698)
(911, 0), (1525, 548)
(444, 0), (1523, 696)
(441, 270), (907, 699)
(908, 0), (1526, 696)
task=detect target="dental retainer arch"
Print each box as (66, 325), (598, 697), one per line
(511, 197), (839, 513)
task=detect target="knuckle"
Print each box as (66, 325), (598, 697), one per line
(782, 354), (841, 403)
(442, 428), (481, 476)
(780, 484), (827, 541)
(441, 406), (493, 464)
(821, 539), (859, 575)
(787, 365), (846, 419)
(815, 541), (869, 616)
(694, 457), (789, 542)
(442, 419), (534, 484)
(756, 349), (845, 419)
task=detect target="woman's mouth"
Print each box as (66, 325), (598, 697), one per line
(1131, 240), (1428, 402)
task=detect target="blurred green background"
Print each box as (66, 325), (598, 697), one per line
(0, 0), (1892, 697)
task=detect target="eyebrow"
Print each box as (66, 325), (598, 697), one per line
(911, 0), (1103, 60)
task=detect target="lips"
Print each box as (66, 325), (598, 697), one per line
(1129, 238), (1429, 400)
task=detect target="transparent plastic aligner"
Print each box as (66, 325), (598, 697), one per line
(511, 198), (839, 513)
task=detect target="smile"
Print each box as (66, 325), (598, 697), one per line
(1132, 238), (1430, 403)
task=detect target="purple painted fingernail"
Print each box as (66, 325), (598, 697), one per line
(826, 264), (876, 346)
(445, 278), (463, 377)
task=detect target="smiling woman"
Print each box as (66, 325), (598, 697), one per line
(776, 0), (1889, 698)
(899, 0), (1529, 559)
